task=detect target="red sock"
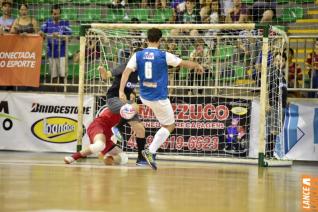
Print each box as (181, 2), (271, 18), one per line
(72, 152), (82, 160)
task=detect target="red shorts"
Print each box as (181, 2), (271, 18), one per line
(87, 108), (121, 155)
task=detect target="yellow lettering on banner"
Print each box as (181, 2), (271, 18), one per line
(7, 60), (36, 68)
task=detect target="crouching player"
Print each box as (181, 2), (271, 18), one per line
(64, 103), (137, 165)
(98, 47), (149, 166)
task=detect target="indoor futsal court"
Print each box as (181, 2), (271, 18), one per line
(2, 1), (318, 212)
(0, 151), (317, 212)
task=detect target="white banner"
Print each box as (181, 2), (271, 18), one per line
(0, 92), (94, 152)
(249, 99), (318, 161)
(283, 100), (318, 161)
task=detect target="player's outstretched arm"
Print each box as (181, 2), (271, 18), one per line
(119, 67), (134, 102)
(98, 65), (112, 81)
(179, 60), (204, 74)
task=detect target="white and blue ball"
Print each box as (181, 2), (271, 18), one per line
(120, 103), (136, 120)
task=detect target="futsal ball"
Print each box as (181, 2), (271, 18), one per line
(120, 103), (136, 120)
(113, 152), (129, 165)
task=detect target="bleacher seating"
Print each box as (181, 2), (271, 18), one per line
(277, 7), (304, 23)
(16, 0), (316, 90)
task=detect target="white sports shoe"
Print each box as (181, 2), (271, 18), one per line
(64, 156), (75, 164)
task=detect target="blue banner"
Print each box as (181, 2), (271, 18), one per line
(284, 104), (300, 154)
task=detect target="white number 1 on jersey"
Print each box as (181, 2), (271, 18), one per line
(145, 61), (152, 79)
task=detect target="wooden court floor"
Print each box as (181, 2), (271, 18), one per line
(0, 151), (317, 212)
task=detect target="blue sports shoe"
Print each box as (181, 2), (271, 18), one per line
(142, 149), (157, 170)
(111, 126), (123, 144)
(136, 159), (148, 166)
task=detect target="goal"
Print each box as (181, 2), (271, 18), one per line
(77, 23), (292, 167)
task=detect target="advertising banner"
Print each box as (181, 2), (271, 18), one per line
(283, 101), (318, 161)
(124, 96), (252, 155)
(0, 92), (93, 152)
(0, 35), (43, 87)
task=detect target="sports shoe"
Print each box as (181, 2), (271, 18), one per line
(142, 149), (157, 170)
(111, 126), (124, 144)
(64, 156), (75, 164)
(136, 159), (148, 166)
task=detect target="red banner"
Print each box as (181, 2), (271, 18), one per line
(0, 35), (43, 87)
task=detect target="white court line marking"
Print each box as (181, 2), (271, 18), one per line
(0, 160), (148, 170)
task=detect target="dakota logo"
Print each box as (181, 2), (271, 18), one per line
(231, 107), (248, 116)
(31, 116), (80, 143)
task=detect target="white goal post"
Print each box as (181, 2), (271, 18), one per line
(77, 23), (292, 167)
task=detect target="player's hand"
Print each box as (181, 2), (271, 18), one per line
(119, 91), (127, 102)
(98, 65), (112, 80)
(195, 64), (204, 75)
(52, 32), (59, 38)
(38, 31), (45, 38)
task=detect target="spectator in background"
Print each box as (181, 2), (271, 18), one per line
(0, 0), (14, 34)
(171, 0), (200, 36)
(10, 3), (39, 34)
(165, 38), (181, 95)
(201, 0), (221, 23)
(141, 0), (166, 8)
(250, 0), (276, 23)
(200, 0), (213, 21)
(40, 4), (72, 84)
(237, 30), (256, 70)
(189, 38), (210, 94)
(171, 0), (185, 10)
(107, 0), (126, 8)
(117, 17), (145, 65)
(202, 0), (220, 49)
(220, 0), (233, 17)
(225, 0), (248, 23)
(0, 0), (15, 91)
(169, 0), (185, 23)
(288, 48), (302, 89)
(306, 38), (318, 98)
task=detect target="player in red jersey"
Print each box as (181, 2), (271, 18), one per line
(64, 104), (135, 165)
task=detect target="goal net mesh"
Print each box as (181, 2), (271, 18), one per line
(80, 24), (287, 163)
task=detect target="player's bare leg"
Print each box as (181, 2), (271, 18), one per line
(142, 124), (175, 170)
(64, 134), (106, 164)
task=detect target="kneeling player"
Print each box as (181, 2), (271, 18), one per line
(64, 104), (135, 165)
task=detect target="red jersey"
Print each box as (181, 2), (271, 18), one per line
(288, 62), (302, 80)
(96, 107), (121, 127)
(87, 107), (121, 154)
(307, 52), (318, 69)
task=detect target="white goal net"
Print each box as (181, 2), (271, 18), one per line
(77, 23), (291, 166)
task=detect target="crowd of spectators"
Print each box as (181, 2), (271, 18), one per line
(1, 0), (317, 97)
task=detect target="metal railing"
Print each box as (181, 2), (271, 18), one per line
(287, 36), (318, 97)
(13, 34), (317, 98)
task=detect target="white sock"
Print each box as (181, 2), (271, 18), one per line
(149, 127), (170, 154)
(89, 139), (105, 154)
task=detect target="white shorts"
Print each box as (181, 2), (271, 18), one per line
(49, 57), (66, 78)
(140, 97), (175, 126)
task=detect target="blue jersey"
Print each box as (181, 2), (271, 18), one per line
(136, 49), (169, 101)
(41, 19), (72, 58)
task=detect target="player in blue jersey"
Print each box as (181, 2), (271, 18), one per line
(119, 28), (204, 170)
